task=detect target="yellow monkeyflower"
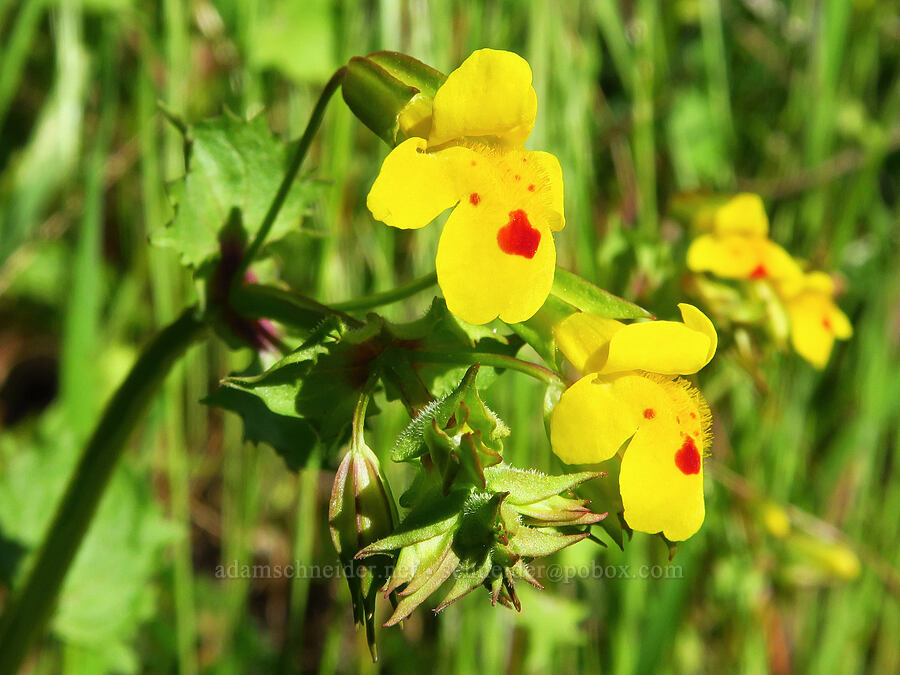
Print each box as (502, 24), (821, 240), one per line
(366, 49), (565, 325)
(777, 271), (852, 368)
(687, 193), (801, 282)
(549, 304), (717, 541)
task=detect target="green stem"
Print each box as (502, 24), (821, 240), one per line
(351, 374), (379, 451)
(232, 282), (364, 328)
(406, 350), (562, 387)
(332, 271), (438, 312)
(0, 309), (206, 674)
(240, 67), (346, 272)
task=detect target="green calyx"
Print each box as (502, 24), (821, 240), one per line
(342, 51), (446, 146)
(393, 364), (509, 493)
(356, 463), (605, 626)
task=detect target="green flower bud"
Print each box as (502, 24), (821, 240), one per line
(329, 442), (398, 561)
(342, 51), (446, 146)
(328, 386), (398, 661)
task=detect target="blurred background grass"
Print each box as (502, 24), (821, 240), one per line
(1, 0), (898, 673)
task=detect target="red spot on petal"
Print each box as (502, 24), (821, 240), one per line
(643, 408), (655, 419)
(497, 210), (541, 259)
(822, 316), (832, 331)
(528, 184), (536, 192)
(522, 157), (527, 163)
(469, 193), (481, 206)
(749, 264), (767, 279)
(471, 160), (477, 166)
(515, 174), (521, 181)
(690, 412), (696, 419)
(675, 436), (702, 475)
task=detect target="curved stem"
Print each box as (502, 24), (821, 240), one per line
(406, 350), (562, 387)
(240, 67), (346, 273)
(333, 271), (438, 312)
(0, 309), (206, 674)
(232, 282), (364, 329)
(351, 374), (379, 452)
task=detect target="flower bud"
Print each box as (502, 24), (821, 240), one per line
(342, 51), (446, 146)
(329, 437), (398, 661)
(329, 442), (398, 565)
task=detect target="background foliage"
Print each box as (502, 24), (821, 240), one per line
(1, 0), (898, 673)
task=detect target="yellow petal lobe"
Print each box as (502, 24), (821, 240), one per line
(553, 313), (624, 374)
(549, 374), (659, 464)
(713, 193), (769, 236)
(367, 137), (459, 229)
(599, 320), (712, 375)
(435, 197), (555, 325)
(429, 49), (537, 147)
(526, 151), (565, 231)
(678, 303), (718, 365)
(619, 377), (709, 541)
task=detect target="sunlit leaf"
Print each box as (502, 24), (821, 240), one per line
(551, 268), (652, 319)
(153, 113), (319, 273)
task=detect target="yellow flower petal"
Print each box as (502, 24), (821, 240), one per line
(677, 303), (718, 365)
(759, 240), (804, 281)
(429, 49), (537, 148)
(619, 376), (708, 541)
(526, 151), (565, 231)
(713, 193), (769, 237)
(687, 233), (758, 277)
(687, 233), (801, 282)
(435, 195), (555, 325)
(549, 373), (656, 464)
(786, 291), (851, 368)
(367, 137), (460, 229)
(827, 305), (853, 339)
(620, 422), (706, 541)
(553, 313), (624, 374)
(599, 317), (713, 376)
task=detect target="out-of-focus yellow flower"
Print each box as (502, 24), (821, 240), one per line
(549, 304), (717, 541)
(760, 501), (791, 538)
(687, 193), (801, 282)
(777, 272), (853, 368)
(366, 49), (564, 325)
(686, 193), (852, 368)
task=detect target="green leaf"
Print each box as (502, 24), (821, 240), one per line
(508, 527), (589, 558)
(434, 551), (494, 612)
(357, 498), (464, 555)
(202, 384), (319, 471)
(0, 410), (175, 673)
(387, 298), (522, 398)
(483, 465), (602, 506)
(574, 459), (627, 550)
(392, 361), (510, 472)
(153, 113), (319, 272)
(206, 300), (520, 472)
(205, 319), (379, 469)
(392, 365), (479, 462)
(384, 544), (460, 626)
(551, 268), (652, 319)
(383, 530), (454, 595)
(509, 294), (574, 367)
